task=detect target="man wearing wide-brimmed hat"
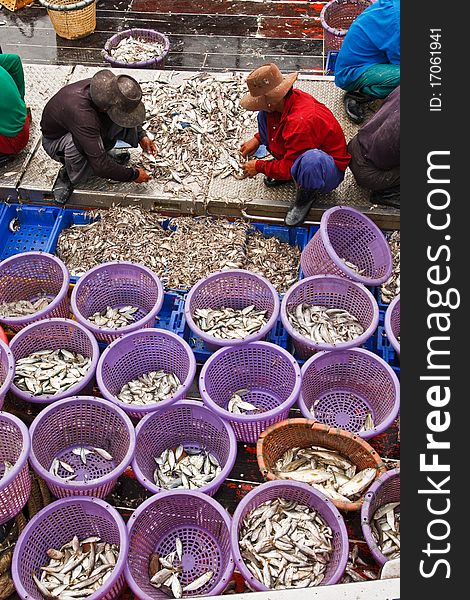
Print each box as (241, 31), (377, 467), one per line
(41, 70), (156, 204)
(240, 64), (350, 227)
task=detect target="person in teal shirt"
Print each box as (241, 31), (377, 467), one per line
(335, 0), (400, 124)
(0, 53), (30, 160)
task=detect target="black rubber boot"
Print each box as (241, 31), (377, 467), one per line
(344, 91), (374, 125)
(108, 149), (131, 165)
(0, 153), (14, 169)
(53, 167), (74, 205)
(264, 176), (290, 188)
(285, 187), (317, 227)
(370, 186), (400, 209)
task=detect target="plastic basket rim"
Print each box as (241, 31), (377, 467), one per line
(132, 399), (237, 495)
(28, 395), (136, 491)
(71, 260), (165, 335)
(96, 328), (197, 414)
(384, 294), (400, 355)
(230, 480), (349, 590)
(125, 489), (234, 600)
(103, 28), (170, 68)
(320, 0), (372, 37)
(361, 468), (400, 566)
(0, 338), (15, 401)
(199, 341), (302, 424)
(280, 274), (379, 352)
(0, 251), (70, 326)
(9, 318), (100, 404)
(298, 347), (400, 440)
(318, 206), (393, 285)
(0, 411), (31, 492)
(12, 496), (129, 600)
(184, 269), (281, 348)
(256, 417), (386, 511)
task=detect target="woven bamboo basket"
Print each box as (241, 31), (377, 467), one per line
(38, 0), (96, 40)
(0, 0), (33, 12)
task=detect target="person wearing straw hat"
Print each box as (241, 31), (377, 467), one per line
(239, 63), (350, 227)
(334, 0), (400, 124)
(41, 70), (156, 205)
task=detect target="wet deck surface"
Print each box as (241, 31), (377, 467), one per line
(1, 0), (325, 72)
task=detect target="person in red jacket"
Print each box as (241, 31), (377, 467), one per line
(240, 63), (350, 226)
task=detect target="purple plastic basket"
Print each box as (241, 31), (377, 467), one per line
(132, 400), (237, 497)
(385, 294), (400, 356)
(281, 275), (379, 359)
(298, 348), (400, 440)
(321, 0), (373, 52)
(361, 468), (400, 566)
(125, 490), (234, 599)
(12, 497), (128, 600)
(199, 341), (301, 444)
(185, 270), (280, 352)
(231, 480), (348, 590)
(97, 329), (196, 420)
(0, 251), (70, 333)
(103, 28), (170, 69)
(29, 396), (135, 498)
(301, 207), (392, 286)
(9, 318), (100, 404)
(0, 412), (31, 525)
(71, 261), (164, 344)
(0, 338), (14, 409)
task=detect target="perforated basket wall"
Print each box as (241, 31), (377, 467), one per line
(0, 252), (70, 333)
(257, 419), (386, 511)
(97, 329), (196, 420)
(298, 348), (400, 439)
(71, 261), (164, 343)
(280, 275), (379, 359)
(28, 396), (135, 498)
(132, 400), (237, 496)
(321, 0), (373, 52)
(9, 318), (99, 404)
(125, 491), (234, 600)
(300, 207), (392, 286)
(185, 270), (280, 351)
(0, 339), (14, 409)
(231, 480), (348, 590)
(103, 28), (170, 68)
(199, 342), (301, 443)
(12, 497), (128, 600)
(384, 294), (400, 356)
(361, 468), (400, 566)
(0, 412), (31, 525)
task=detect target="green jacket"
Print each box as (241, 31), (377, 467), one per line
(0, 53), (27, 138)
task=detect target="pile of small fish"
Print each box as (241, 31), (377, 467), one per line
(0, 296), (51, 318)
(87, 306), (139, 329)
(136, 73), (257, 199)
(33, 535), (119, 600)
(371, 502), (400, 560)
(14, 349), (92, 396)
(0, 461), (13, 481)
(149, 537), (214, 598)
(341, 258), (365, 276)
(193, 306), (267, 340)
(228, 389), (259, 415)
(245, 231), (300, 293)
(340, 544), (378, 584)
(287, 304), (364, 345)
(153, 445), (221, 490)
(239, 497), (333, 589)
(49, 446), (113, 482)
(273, 446), (377, 504)
(380, 231), (400, 303)
(117, 370), (181, 406)
(109, 36), (166, 64)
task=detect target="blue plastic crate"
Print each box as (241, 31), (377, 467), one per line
(0, 203), (63, 262)
(325, 51), (339, 76)
(375, 310), (400, 367)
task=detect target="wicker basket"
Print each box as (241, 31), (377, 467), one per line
(39, 0), (96, 40)
(0, 0), (33, 12)
(257, 419), (386, 511)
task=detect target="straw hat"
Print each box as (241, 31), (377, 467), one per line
(90, 70), (146, 128)
(240, 64), (298, 111)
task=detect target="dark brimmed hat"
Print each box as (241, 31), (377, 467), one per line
(90, 70), (146, 128)
(240, 63), (298, 112)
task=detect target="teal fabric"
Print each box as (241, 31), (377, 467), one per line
(0, 54), (27, 137)
(347, 63), (400, 98)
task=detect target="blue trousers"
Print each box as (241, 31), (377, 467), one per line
(257, 111), (344, 192)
